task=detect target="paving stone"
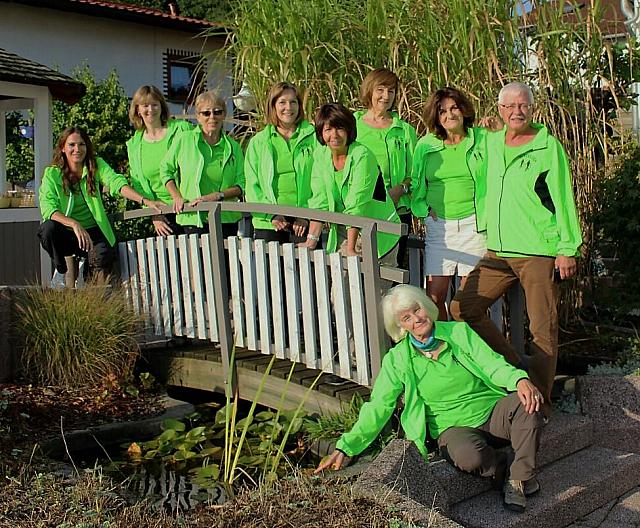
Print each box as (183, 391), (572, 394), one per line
(607, 487), (640, 525)
(576, 498), (617, 527)
(450, 446), (640, 528)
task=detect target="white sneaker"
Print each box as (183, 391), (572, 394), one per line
(50, 270), (65, 289)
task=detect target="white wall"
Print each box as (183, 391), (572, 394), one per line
(0, 3), (233, 114)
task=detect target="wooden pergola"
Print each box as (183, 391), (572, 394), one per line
(0, 48), (85, 285)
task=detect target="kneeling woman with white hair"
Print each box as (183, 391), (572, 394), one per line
(315, 284), (544, 513)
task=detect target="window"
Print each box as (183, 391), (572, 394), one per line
(164, 50), (205, 105)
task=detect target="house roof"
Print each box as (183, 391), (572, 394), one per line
(0, 48), (86, 104)
(1, 0), (229, 34)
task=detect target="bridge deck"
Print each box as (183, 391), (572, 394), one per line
(148, 345), (371, 415)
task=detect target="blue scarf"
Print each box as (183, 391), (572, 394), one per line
(409, 332), (439, 351)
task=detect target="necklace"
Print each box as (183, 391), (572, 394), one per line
(409, 333), (440, 359)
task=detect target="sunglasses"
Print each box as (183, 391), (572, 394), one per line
(198, 109), (225, 117)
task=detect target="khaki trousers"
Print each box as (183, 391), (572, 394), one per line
(437, 393), (543, 481)
(449, 251), (558, 413)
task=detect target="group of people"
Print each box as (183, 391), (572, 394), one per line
(37, 70), (582, 513)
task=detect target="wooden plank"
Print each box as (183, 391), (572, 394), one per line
(347, 256), (371, 386)
(178, 234), (195, 338)
(188, 234), (207, 340)
(241, 237), (258, 350)
(146, 237), (162, 336)
(155, 236), (173, 337)
(126, 240), (141, 316)
(200, 234), (219, 342)
(117, 241), (132, 308)
(136, 238), (152, 337)
(227, 236), (244, 347)
(282, 242), (301, 363)
(313, 249), (334, 374)
(330, 252), (352, 380)
(298, 247), (318, 369)
(253, 238), (272, 355)
(268, 241), (286, 359)
(166, 235), (184, 335)
(408, 243), (422, 287)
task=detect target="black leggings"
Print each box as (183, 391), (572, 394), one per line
(37, 219), (114, 274)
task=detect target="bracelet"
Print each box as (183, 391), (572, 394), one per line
(307, 233), (320, 242)
(217, 192), (225, 201)
(140, 197), (146, 206)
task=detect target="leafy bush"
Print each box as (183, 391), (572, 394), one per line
(4, 111), (35, 185)
(15, 282), (141, 387)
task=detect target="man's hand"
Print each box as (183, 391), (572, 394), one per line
(516, 378), (543, 414)
(152, 216), (173, 237)
(388, 184), (405, 206)
(555, 255), (577, 280)
(271, 215), (290, 231)
(292, 218), (309, 237)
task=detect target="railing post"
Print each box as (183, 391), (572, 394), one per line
(360, 222), (386, 382)
(208, 204), (235, 397)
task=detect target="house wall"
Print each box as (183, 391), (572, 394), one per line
(0, 3), (232, 114)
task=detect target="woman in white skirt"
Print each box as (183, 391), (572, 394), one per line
(411, 88), (488, 320)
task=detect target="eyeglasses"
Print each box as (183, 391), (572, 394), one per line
(198, 109), (225, 117)
(499, 103), (533, 111)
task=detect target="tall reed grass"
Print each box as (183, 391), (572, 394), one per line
(219, 0), (640, 316)
(15, 282), (141, 387)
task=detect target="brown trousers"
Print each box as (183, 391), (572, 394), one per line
(449, 251), (558, 413)
(437, 393), (543, 481)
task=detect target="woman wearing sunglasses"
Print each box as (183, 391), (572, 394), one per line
(127, 85), (192, 236)
(160, 91), (244, 237)
(244, 82), (318, 244)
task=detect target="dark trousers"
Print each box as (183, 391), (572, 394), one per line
(37, 219), (113, 275)
(450, 251), (558, 414)
(437, 393), (543, 482)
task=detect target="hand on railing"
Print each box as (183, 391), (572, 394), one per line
(292, 218), (309, 237)
(171, 195), (185, 214)
(271, 215), (290, 231)
(144, 199), (164, 213)
(152, 215), (174, 236)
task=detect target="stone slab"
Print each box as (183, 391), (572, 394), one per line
(577, 375), (640, 453)
(450, 446), (640, 528)
(537, 412), (592, 467)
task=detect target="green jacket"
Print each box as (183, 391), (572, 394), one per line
(244, 121), (317, 229)
(411, 127), (487, 230)
(336, 321), (527, 460)
(126, 119), (192, 202)
(39, 157), (128, 247)
(485, 124), (582, 257)
(308, 142), (400, 258)
(354, 111), (417, 212)
(160, 127), (245, 227)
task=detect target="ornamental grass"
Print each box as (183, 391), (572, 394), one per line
(15, 281), (141, 388)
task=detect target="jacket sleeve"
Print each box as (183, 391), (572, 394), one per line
(405, 123), (418, 180)
(307, 149), (329, 211)
(410, 142), (428, 219)
(546, 138), (582, 257)
(232, 140), (245, 193)
(39, 167), (62, 221)
(456, 323), (527, 391)
(471, 127), (488, 233)
(96, 158), (128, 197)
(336, 351), (404, 456)
(244, 135), (271, 221)
(343, 149), (377, 218)
(159, 134), (182, 187)
(126, 138), (148, 199)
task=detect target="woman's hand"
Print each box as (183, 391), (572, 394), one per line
(152, 216), (173, 237)
(144, 199), (164, 213)
(388, 184), (405, 206)
(292, 218), (309, 237)
(297, 239), (318, 250)
(314, 450), (346, 474)
(191, 192), (224, 206)
(272, 215), (290, 231)
(478, 116), (503, 131)
(72, 221), (93, 252)
(516, 378), (543, 414)
(428, 208), (439, 221)
(171, 195), (185, 214)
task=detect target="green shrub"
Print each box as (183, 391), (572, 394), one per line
(15, 282), (141, 387)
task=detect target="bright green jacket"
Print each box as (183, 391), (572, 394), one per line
(484, 124), (582, 257)
(126, 119), (192, 202)
(244, 121), (317, 230)
(160, 127), (245, 227)
(308, 142), (400, 258)
(411, 127), (487, 230)
(336, 321), (527, 460)
(39, 158), (128, 247)
(354, 111), (417, 212)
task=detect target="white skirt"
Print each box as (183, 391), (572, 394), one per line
(424, 213), (486, 276)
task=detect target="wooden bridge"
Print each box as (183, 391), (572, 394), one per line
(117, 202), (522, 414)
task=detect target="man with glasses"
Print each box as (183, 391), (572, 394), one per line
(450, 80), (582, 510)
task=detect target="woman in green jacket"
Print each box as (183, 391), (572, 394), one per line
(38, 126), (162, 284)
(355, 68), (417, 265)
(127, 85), (191, 236)
(244, 82), (317, 244)
(315, 284), (544, 514)
(160, 91), (244, 237)
(411, 88), (488, 320)
(302, 103), (400, 265)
